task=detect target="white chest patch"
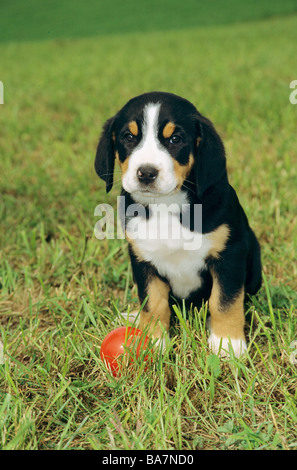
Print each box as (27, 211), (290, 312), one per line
(126, 195), (215, 299)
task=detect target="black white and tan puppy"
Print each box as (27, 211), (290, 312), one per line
(95, 92), (261, 357)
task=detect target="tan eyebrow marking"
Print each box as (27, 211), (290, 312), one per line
(128, 121), (138, 136)
(162, 121), (176, 139)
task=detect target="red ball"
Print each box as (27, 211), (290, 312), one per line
(100, 326), (151, 376)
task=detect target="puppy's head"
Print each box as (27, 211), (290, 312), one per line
(95, 92), (227, 200)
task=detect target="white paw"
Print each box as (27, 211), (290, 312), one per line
(153, 334), (170, 354)
(115, 311), (140, 326)
(115, 312), (169, 354)
(208, 332), (247, 358)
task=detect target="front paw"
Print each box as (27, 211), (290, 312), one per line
(153, 333), (171, 354)
(208, 332), (247, 358)
(119, 311), (169, 353)
(118, 310), (140, 325)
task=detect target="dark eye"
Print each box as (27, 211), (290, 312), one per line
(124, 132), (134, 142)
(169, 135), (181, 144)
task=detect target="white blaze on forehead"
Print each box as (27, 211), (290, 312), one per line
(141, 102), (161, 149)
(121, 102), (178, 197)
(133, 102), (164, 167)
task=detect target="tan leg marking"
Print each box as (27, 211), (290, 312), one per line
(139, 276), (171, 339)
(209, 272), (245, 341)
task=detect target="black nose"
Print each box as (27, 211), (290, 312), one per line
(136, 165), (159, 185)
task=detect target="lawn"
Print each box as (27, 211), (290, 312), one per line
(0, 1), (297, 450)
(1, 0), (297, 42)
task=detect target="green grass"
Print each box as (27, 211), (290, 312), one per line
(1, 5), (297, 450)
(1, 0), (297, 42)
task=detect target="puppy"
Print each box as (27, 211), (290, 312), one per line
(95, 92), (261, 357)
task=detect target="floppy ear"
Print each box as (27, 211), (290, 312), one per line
(194, 114), (227, 198)
(94, 116), (116, 193)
